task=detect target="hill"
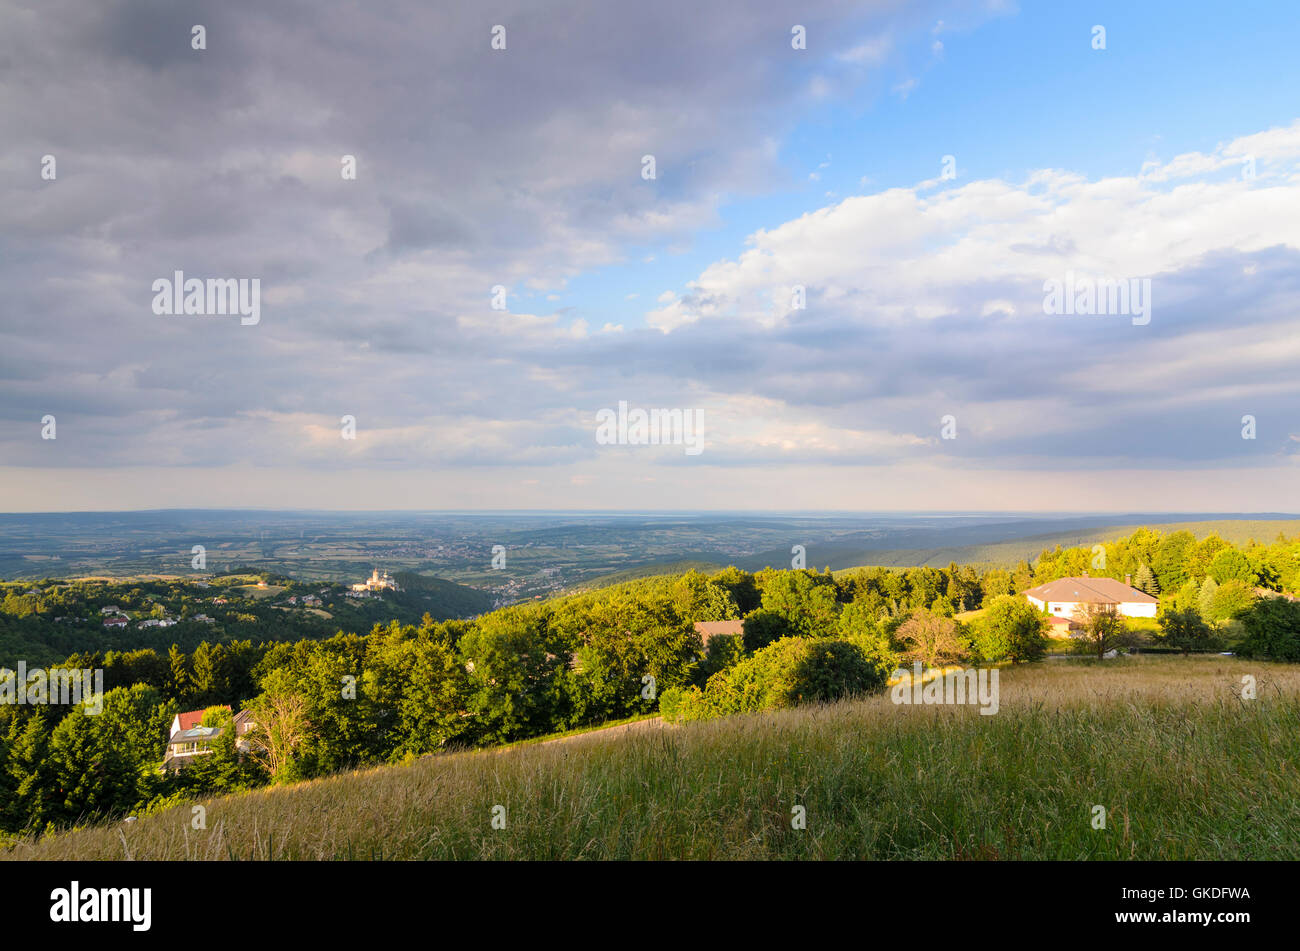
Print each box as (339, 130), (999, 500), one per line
(8, 655), (1298, 861)
(0, 572), (493, 668)
(571, 560), (723, 591)
(823, 518), (1300, 571)
(389, 572), (495, 619)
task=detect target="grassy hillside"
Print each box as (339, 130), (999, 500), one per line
(8, 654), (1298, 861)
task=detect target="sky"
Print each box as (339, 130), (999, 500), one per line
(2, 0), (1299, 512)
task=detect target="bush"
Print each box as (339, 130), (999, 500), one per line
(896, 608), (970, 666)
(697, 632), (745, 682)
(675, 636), (889, 722)
(741, 609), (788, 652)
(973, 596), (1048, 663)
(1157, 608), (1217, 654)
(1238, 597), (1300, 662)
(199, 704), (232, 727)
(657, 685), (686, 723)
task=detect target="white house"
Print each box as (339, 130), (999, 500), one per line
(1023, 575), (1158, 619)
(163, 707), (257, 772)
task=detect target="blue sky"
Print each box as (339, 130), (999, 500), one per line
(2, 0), (1299, 512)
(549, 0), (1300, 331)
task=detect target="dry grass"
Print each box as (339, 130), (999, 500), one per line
(6, 655), (1299, 861)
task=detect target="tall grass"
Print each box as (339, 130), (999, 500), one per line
(6, 655), (1298, 860)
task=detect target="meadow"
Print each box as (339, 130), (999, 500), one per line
(7, 654), (1297, 861)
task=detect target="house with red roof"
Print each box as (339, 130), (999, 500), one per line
(163, 706), (257, 772)
(1023, 574), (1158, 620)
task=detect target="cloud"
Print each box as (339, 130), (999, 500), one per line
(1, 1), (1297, 511)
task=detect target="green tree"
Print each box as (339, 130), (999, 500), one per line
(712, 567), (760, 615)
(742, 608), (790, 653)
(1070, 604), (1134, 660)
(896, 608), (969, 667)
(47, 685), (171, 825)
(670, 571), (739, 622)
(975, 596), (1049, 663)
(459, 608), (568, 744)
(1209, 579), (1255, 624)
(244, 668), (312, 784)
(166, 644), (194, 705)
(1237, 597), (1300, 662)
(1153, 531), (1198, 591)
(367, 634), (472, 759)
(1208, 549), (1255, 586)
(1158, 608), (1216, 655)
(190, 641), (234, 707)
(1197, 577), (1219, 620)
(2, 712), (54, 832)
(755, 569), (840, 639)
(1133, 564), (1159, 596)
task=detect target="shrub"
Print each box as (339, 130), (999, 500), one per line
(199, 705), (232, 727)
(678, 636), (888, 722)
(1238, 597), (1300, 662)
(741, 609), (788, 652)
(1157, 608), (1217, 655)
(973, 596), (1049, 663)
(657, 685), (686, 722)
(896, 608), (970, 666)
(697, 632), (745, 682)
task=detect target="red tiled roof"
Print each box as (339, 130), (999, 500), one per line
(693, 620), (744, 644)
(176, 706), (230, 732)
(1023, 576), (1157, 605)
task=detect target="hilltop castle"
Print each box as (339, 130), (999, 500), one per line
(351, 568), (400, 593)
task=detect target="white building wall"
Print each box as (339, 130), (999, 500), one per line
(1038, 599), (1155, 619)
(1119, 602), (1157, 619)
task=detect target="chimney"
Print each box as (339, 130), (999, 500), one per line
(1125, 573), (1132, 587)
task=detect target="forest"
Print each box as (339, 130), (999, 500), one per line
(3, 525), (1300, 841)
